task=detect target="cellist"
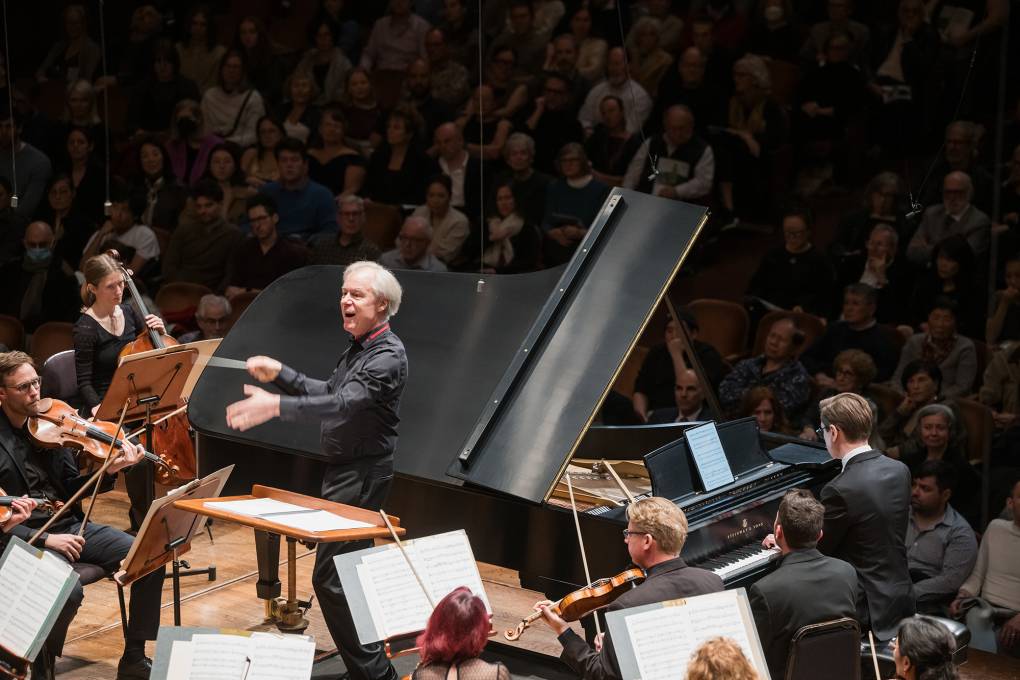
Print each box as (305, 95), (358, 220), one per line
(533, 497), (723, 680)
(73, 252), (165, 529)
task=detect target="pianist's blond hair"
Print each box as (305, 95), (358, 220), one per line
(818, 392), (873, 443)
(626, 496), (688, 555)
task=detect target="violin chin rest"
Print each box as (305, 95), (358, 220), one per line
(33, 398), (54, 414)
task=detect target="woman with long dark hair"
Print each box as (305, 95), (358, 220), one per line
(133, 137), (188, 232)
(412, 587), (508, 680)
(308, 105), (366, 196)
(893, 617), (959, 680)
(176, 4), (226, 92)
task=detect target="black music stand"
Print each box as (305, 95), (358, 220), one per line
(96, 345), (216, 587)
(115, 466), (233, 626)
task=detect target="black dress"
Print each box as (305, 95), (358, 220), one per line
(308, 152), (368, 196)
(72, 304), (145, 414)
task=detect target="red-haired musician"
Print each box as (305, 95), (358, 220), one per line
(412, 587), (509, 680)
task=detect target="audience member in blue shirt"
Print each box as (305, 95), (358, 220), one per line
(255, 137), (338, 240)
(542, 143), (609, 266)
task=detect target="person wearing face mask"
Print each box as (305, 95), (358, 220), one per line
(891, 299), (977, 399)
(836, 223), (913, 323)
(0, 221), (80, 332)
(165, 99), (223, 188)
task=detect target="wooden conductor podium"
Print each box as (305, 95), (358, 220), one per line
(173, 485), (405, 633)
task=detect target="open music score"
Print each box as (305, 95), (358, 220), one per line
(203, 498), (375, 534)
(156, 629), (314, 680)
(684, 422), (735, 491)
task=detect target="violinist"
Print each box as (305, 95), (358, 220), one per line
(0, 351), (165, 680)
(73, 253), (165, 529)
(535, 497), (723, 680)
(225, 261), (407, 680)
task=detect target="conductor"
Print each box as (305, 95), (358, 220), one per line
(225, 260), (408, 680)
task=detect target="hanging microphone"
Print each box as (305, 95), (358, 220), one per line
(646, 154), (660, 182)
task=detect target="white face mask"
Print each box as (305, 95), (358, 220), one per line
(764, 5), (784, 21)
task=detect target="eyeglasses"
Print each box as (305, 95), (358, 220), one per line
(815, 426), (826, 441)
(622, 529), (648, 538)
(198, 315), (229, 326)
(3, 377), (41, 393)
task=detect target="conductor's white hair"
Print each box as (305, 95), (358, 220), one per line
(344, 261), (403, 318)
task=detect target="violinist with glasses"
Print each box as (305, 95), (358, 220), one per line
(534, 497), (724, 680)
(0, 351), (165, 680)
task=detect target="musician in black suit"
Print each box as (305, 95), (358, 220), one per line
(816, 392), (916, 640)
(752, 489), (859, 679)
(535, 497), (724, 680)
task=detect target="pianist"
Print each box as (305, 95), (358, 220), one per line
(535, 497), (723, 680)
(225, 261), (408, 680)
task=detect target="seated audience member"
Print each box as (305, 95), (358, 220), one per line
(0, 222), (79, 332)
(542, 144), (610, 267)
(949, 477), (1020, 656)
(43, 174), (95, 270)
(359, 0), (430, 72)
(201, 143), (253, 225)
(740, 386), (797, 435)
(411, 176), (469, 266)
(651, 47), (726, 136)
(831, 171), (905, 258)
(907, 460), (978, 615)
(623, 105), (714, 204)
(537, 497), (723, 680)
(62, 126), (106, 227)
(307, 106), (368, 198)
(241, 116), (283, 188)
(274, 71), (322, 144)
(339, 68), (385, 154)
(979, 342), (1020, 435)
(713, 54), (788, 225)
(438, 0), (477, 69)
(801, 283), (901, 383)
(297, 20), (352, 104)
(751, 490), (858, 679)
(165, 99), (223, 188)
(488, 1), (547, 76)
(542, 33), (591, 111)
(473, 182), (535, 273)
(81, 181), (159, 277)
(634, 0), (683, 53)
(412, 587), (510, 680)
(458, 85), (513, 162)
(434, 123), (481, 220)
(0, 101), (53, 220)
(423, 30), (470, 110)
(800, 349), (881, 438)
(908, 172), (991, 266)
(364, 107), (439, 207)
(747, 206), (835, 318)
(379, 216), (448, 272)
(133, 138), (187, 234)
(162, 179), (242, 290)
(648, 369), (718, 424)
(748, 0), (804, 63)
(891, 298), (976, 399)
(258, 137), (338, 240)
(479, 48), (529, 121)
(201, 49), (266, 151)
(684, 637), (760, 680)
(36, 4), (101, 83)
(402, 58), (456, 144)
(225, 195), (309, 300)
(920, 121), (995, 216)
(127, 39), (201, 138)
(800, 0), (870, 67)
(987, 255), (1020, 344)
(176, 5), (226, 92)
(586, 96), (642, 187)
(835, 223), (913, 323)
(235, 16), (287, 107)
(578, 47), (653, 136)
(310, 195), (381, 266)
(719, 318), (811, 419)
(498, 133), (552, 229)
(518, 73), (585, 175)
(909, 235), (985, 337)
(880, 362), (953, 448)
(178, 294), (232, 342)
(568, 7), (608, 83)
(626, 17), (674, 97)
(893, 617), (961, 680)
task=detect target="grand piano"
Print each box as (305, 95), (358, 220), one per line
(188, 188), (838, 609)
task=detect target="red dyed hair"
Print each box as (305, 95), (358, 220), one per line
(416, 587), (490, 665)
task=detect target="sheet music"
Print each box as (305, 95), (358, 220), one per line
(247, 633), (315, 680)
(165, 641), (194, 680)
(187, 634), (251, 680)
(624, 592), (759, 680)
(0, 543), (75, 658)
(164, 632), (314, 680)
(268, 510), (374, 533)
(685, 422), (734, 491)
(204, 498), (310, 517)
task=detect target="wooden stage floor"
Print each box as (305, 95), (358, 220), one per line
(56, 489), (1020, 680)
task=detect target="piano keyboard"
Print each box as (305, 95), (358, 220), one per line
(700, 543), (782, 582)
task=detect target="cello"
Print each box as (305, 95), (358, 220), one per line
(109, 251), (197, 484)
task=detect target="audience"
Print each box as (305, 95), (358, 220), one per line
(498, 132), (551, 230)
(179, 294), (232, 343)
(275, 72), (322, 144)
(577, 47), (653, 136)
(623, 105), (714, 204)
(739, 385), (796, 436)
(81, 180), (159, 277)
(880, 362), (956, 449)
(297, 20), (353, 104)
(257, 137), (338, 240)
(719, 317), (811, 419)
(648, 368), (719, 424)
(360, 0), (430, 72)
(587, 96), (642, 187)
(910, 171), (992, 266)
(835, 222), (913, 323)
(201, 50), (266, 149)
(133, 137), (187, 234)
(379, 216), (448, 272)
(241, 116), (284, 188)
(176, 5), (227, 93)
(307, 106), (368, 197)
(224, 194), (308, 300)
(987, 255), (1020, 344)
(0, 102), (53, 220)
(891, 298), (977, 399)
(909, 235), (986, 337)
(165, 99), (222, 187)
(162, 179), (242, 291)
(364, 107), (439, 206)
(412, 175), (469, 266)
(541, 144), (609, 267)
(310, 195), (381, 266)
(0, 221), (80, 332)
(127, 39), (201, 139)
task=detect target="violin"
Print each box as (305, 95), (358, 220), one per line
(27, 397), (178, 478)
(0, 487), (59, 526)
(106, 250), (197, 484)
(504, 568), (645, 641)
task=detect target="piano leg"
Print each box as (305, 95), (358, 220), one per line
(254, 530), (281, 619)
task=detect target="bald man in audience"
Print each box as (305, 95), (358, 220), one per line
(648, 369), (719, 423)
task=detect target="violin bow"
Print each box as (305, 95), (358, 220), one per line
(566, 473), (602, 639)
(124, 403), (189, 440)
(600, 460), (636, 504)
(77, 400), (131, 537)
(379, 510), (436, 609)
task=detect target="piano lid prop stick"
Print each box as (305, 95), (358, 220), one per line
(600, 460), (636, 504)
(379, 510), (436, 609)
(566, 473), (602, 638)
(868, 631), (881, 680)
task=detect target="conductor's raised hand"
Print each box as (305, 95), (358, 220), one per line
(225, 385), (281, 431)
(246, 356), (282, 382)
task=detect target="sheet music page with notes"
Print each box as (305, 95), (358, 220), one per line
(180, 632), (315, 680)
(684, 422), (735, 491)
(0, 538), (76, 659)
(186, 634), (250, 680)
(613, 590), (769, 680)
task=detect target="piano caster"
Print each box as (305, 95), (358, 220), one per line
(269, 595), (313, 633)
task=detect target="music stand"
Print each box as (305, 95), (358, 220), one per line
(115, 465), (234, 626)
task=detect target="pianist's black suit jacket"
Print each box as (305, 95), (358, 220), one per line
(818, 449), (915, 640)
(748, 548), (859, 679)
(558, 557), (724, 680)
